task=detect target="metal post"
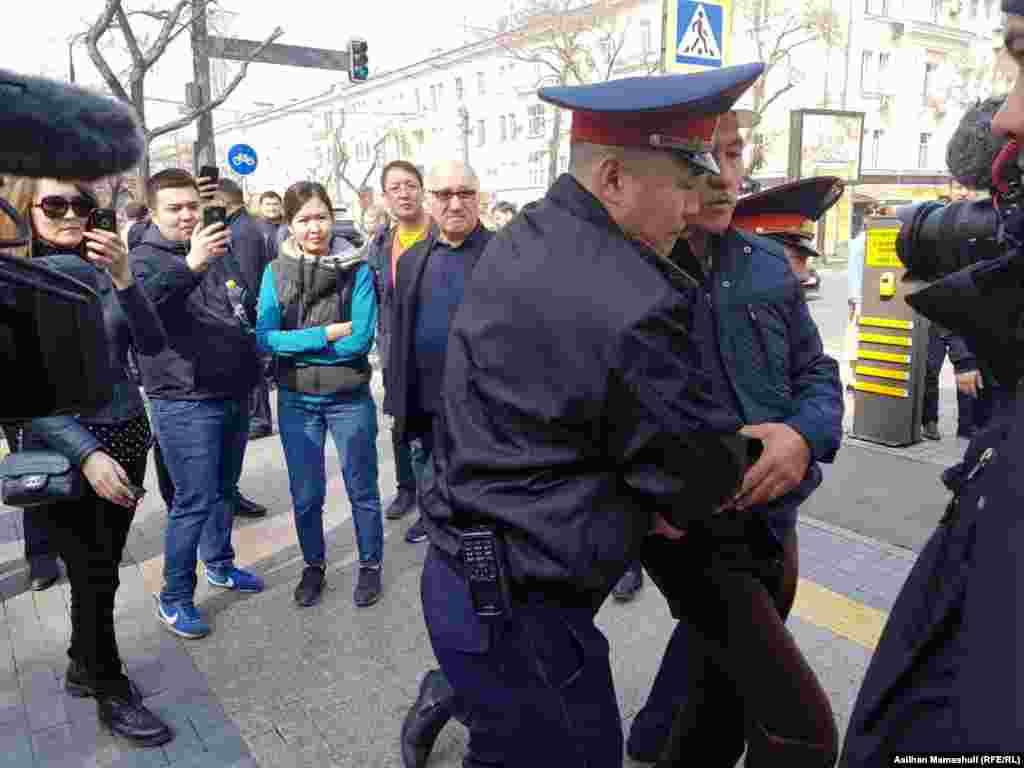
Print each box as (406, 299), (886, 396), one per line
(458, 106), (470, 165)
(191, 1), (216, 175)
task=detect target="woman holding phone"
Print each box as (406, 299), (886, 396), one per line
(2, 176), (173, 747)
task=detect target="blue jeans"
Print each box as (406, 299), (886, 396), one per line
(277, 386), (383, 567)
(151, 398), (248, 606)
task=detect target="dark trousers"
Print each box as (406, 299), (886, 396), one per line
(33, 453), (144, 695)
(922, 327), (974, 431)
(249, 372), (273, 433)
(632, 530), (800, 758)
(640, 532), (836, 763)
(392, 424), (416, 493)
(423, 545), (621, 767)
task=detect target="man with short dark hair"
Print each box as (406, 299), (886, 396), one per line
(491, 200), (517, 228)
(258, 190), (287, 244)
(131, 169), (265, 641)
(366, 159), (435, 538)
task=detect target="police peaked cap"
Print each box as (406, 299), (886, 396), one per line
(538, 62), (765, 175)
(0, 68), (145, 180)
(733, 177), (845, 240)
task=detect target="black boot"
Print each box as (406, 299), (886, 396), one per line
(744, 721), (837, 768)
(98, 691), (174, 747)
(401, 669), (455, 768)
(28, 555), (60, 592)
(235, 493), (268, 518)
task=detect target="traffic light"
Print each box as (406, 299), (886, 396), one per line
(348, 39), (369, 83)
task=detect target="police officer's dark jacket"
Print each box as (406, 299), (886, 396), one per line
(130, 225), (260, 400)
(422, 174), (748, 599)
(673, 229), (843, 530)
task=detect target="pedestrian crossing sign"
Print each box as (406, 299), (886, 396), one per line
(664, 0), (731, 74)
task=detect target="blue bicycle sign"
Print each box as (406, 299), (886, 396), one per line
(228, 144), (258, 176)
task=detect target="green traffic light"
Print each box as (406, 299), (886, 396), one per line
(349, 38), (369, 82)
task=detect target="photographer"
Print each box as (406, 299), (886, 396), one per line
(841, 4), (1024, 759)
(1, 175), (173, 746)
(130, 169), (264, 641)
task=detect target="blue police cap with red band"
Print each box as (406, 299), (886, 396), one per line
(733, 177), (845, 241)
(538, 62), (764, 175)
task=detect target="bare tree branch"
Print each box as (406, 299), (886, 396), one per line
(147, 24), (284, 139)
(143, 0), (191, 69)
(86, 0), (131, 103)
(115, 3), (145, 66)
(759, 79), (799, 115)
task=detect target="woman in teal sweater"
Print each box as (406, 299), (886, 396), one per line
(256, 182), (384, 608)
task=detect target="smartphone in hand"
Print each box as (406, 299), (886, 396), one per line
(199, 165), (220, 184)
(203, 206), (227, 230)
(126, 483), (147, 502)
(88, 208), (118, 233)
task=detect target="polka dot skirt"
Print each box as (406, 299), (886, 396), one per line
(84, 414), (152, 470)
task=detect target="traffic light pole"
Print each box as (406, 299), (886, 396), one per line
(191, 2), (217, 176)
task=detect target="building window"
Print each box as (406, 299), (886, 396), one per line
(528, 104), (546, 137)
(861, 50), (876, 94)
(918, 133), (931, 168)
(923, 62), (937, 105)
(477, 120), (486, 147)
(500, 115), (508, 142)
(871, 129), (883, 167)
(429, 85), (437, 111)
(931, 0), (943, 22)
(415, 89), (421, 113)
(455, 77), (464, 100)
(437, 82), (444, 105)
(559, 154), (569, 172)
(985, 0), (994, 18)
(639, 19), (653, 55)
(529, 151), (546, 186)
(865, 0), (887, 14)
(878, 52), (890, 85)
(477, 72), (486, 96)
(508, 113), (518, 139)
(970, 0), (979, 18)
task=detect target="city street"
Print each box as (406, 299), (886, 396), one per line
(0, 264), (971, 767)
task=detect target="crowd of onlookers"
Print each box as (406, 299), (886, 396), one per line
(0, 161), (517, 747)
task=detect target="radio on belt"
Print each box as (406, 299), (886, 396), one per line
(460, 527), (510, 618)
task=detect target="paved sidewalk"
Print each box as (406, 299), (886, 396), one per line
(0, 372), (958, 767)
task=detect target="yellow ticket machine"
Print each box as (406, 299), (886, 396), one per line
(850, 217), (932, 446)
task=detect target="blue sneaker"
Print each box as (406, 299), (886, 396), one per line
(156, 598), (210, 639)
(206, 567), (264, 593)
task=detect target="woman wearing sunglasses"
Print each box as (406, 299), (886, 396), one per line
(1, 177), (174, 747)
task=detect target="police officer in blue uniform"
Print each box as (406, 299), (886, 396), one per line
(627, 139), (845, 765)
(414, 64), (776, 768)
(840, 2), (1024, 757)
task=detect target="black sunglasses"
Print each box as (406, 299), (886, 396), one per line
(34, 195), (97, 220)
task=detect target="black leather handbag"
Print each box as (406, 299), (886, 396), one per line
(0, 450), (83, 507)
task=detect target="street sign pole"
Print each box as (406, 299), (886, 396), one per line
(191, 2), (216, 176)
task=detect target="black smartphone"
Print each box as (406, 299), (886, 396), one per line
(126, 483), (147, 501)
(203, 206), (227, 230)
(199, 165), (219, 183)
(88, 207), (118, 233)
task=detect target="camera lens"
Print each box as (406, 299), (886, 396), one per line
(895, 200), (1001, 281)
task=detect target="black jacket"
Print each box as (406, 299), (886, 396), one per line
(226, 208), (276, 323)
(421, 175), (747, 599)
(386, 224), (490, 436)
(25, 245), (166, 466)
(130, 226), (260, 400)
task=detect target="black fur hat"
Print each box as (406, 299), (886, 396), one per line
(0, 68), (144, 180)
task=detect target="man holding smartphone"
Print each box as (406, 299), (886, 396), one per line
(130, 169), (264, 640)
